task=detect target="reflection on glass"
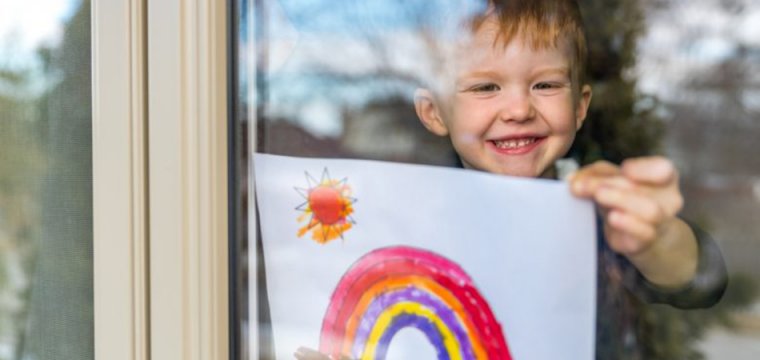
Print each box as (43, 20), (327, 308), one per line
(238, 0), (760, 359)
(0, 0), (92, 359)
(636, 1), (760, 358)
(253, 0), (462, 166)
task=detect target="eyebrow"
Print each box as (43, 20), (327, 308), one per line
(460, 70), (501, 79)
(455, 70), (502, 86)
(455, 66), (571, 87)
(532, 67), (570, 78)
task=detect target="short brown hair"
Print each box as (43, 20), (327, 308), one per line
(472, 0), (588, 94)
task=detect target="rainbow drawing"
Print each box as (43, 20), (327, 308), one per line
(319, 246), (512, 360)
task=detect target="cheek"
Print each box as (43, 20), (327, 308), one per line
(452, 102), (492, 130)
(540, 98), (578, 133)
(451, 132), (481, 149)
(552, 126), (577, 159)
(447, 120), (480, 147)
(449, 107), (487, 142)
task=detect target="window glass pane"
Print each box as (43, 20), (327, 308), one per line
(233, 0), (759, 359)
(0, 0), (93, 359)
(249, 0), (457, 165)
(637, 2), (760, 358)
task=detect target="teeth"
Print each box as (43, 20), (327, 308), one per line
(494, 138), (536, 149)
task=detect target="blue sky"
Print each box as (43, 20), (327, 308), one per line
(261, 0), (486, 36)
(0, 0), (80, 67)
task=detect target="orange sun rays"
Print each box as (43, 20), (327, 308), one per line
(295, 168), (356, 244)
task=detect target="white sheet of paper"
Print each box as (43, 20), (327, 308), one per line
(254, 153), (596, 360)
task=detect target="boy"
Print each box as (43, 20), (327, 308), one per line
(410, 0), (726, 356)
(295, 0), (726, 358)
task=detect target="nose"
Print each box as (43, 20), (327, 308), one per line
(498, 88), (535, 122)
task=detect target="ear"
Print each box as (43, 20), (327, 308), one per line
(414, 88), (449, 136)
(574, 84), (593, 130)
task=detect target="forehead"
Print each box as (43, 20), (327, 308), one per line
(422, 12), (576, 94)
(453, 19), (572, 73)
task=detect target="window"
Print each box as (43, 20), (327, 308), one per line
(235, 1), (760, 359)
(0, 1), (93, 358)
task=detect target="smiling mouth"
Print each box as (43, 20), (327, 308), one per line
(492, 137), (539, 149)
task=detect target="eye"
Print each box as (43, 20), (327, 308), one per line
(470, 83), (500, 93)
(533, 82), (560, 90)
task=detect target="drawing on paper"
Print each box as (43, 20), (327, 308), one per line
(295, 168), (356, 244)
(319, 246), (512, 360)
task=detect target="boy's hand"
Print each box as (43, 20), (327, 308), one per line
(569, 156), (698, 288)
(294, 347), (354, 360)
(569, 157), (681, 255)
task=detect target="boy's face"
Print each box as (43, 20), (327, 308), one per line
(416, 18), (592, 178)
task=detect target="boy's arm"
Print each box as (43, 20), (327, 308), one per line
(625, 217), (698, 288)
(569, 157), (720, 291)
(625, 219), (727, 308)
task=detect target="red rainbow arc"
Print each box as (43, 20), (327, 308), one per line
(319, 246), (512, 360)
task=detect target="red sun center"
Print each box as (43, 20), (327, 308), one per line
(309, 186), (344, 225)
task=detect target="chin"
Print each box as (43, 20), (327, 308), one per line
(486, 165), (540, 178)
(461, 158), (543, 178)
(503, 170), (539, 178)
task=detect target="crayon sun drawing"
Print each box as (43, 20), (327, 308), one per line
(295, 168), (356, 244)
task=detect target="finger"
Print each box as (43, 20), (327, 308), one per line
(569, 161), (621, 197)
(294, 350), (310, 360)
(594, 186), (666, 224)
(597, 171), (684, 217)
(572, 173), (634, 198)
(571, 160), (620, 179)
(294, 347), (331, 360)
(621, 156), (677, 185)
(597, 176), (637, 192)
(605, 210), (657, 255)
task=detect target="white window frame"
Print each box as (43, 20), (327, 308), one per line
(93, 0), (230, 358)
(92, 0), (149, 358)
